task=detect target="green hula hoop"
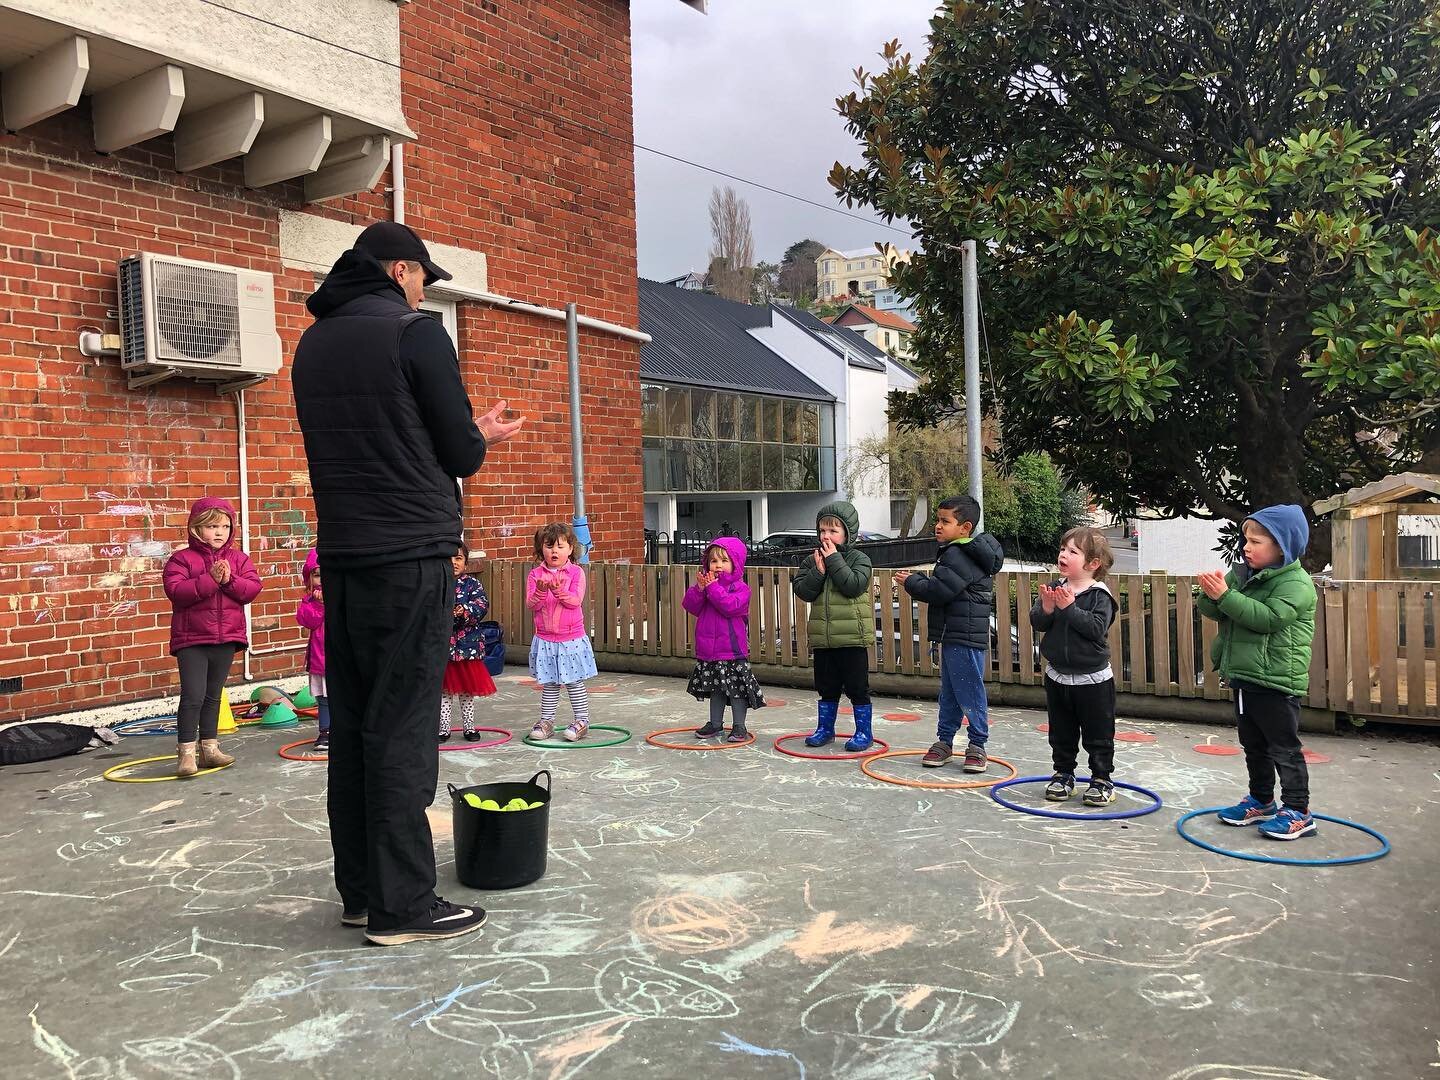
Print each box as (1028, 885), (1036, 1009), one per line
(523, 724), (631, 749)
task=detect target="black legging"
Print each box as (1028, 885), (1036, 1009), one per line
(175, 644), (238, 742)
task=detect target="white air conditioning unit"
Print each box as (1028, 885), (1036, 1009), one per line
(117, 253), (282, 392)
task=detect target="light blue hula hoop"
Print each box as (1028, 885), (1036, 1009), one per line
(113, 715), (179, 737)
(990, 775), (1163, 821)
(1175, 807), (1390, 866)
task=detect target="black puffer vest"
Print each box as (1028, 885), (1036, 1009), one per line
(293, 257), (471, 567)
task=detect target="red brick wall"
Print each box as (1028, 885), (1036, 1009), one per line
(0, 0), (643, 720)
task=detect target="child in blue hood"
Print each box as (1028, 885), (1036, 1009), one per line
(1198, 505), (1318, 840)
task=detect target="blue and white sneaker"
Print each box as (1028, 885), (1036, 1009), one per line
(1217, 794), (1278, 826)
(1258, 808), (1317, 841)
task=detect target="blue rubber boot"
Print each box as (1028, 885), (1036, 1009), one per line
(804, 700), (839, 747)
(844, 703), (874, 753)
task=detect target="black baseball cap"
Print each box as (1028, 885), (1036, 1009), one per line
(353, 221), (452, 286)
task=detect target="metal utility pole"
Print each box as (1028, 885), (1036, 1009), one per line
(566, 303), (592, 563)
(961, 240), (983, 528)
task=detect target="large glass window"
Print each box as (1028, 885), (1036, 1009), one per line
(716, 394), (737, 441)
(642, 384), (664, 437)
(642, 382), (834, 495)
(691, 390), (715, 440)
(664, 388), (690, 438)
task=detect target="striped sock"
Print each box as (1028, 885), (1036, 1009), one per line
(565, 682), (591, 727)
(540, 685), (561, 727)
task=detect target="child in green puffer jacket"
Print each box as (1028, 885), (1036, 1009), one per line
(792, 501), (876, 752)
(1197, 504), (1318, 841)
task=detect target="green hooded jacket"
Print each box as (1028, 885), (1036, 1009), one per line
(791, 501), (874, 650)
(1196, 505), (1316, 697)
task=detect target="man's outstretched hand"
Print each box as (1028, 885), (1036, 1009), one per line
(477, 400), (525, 445)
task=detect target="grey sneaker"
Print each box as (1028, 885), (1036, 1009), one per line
(1045, 773), (1076, 801)
(1083, 780), (1116, 806)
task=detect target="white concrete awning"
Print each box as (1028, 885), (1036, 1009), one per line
(0, 1), (415, 203)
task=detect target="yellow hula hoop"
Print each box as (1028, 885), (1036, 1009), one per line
(102, 754), (234, 783)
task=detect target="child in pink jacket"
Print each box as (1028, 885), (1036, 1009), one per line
(162, 496), (262, 776)
(295, 549), (329, 751)
(526, 522), (597, 742)
(682, 536), (766, 741)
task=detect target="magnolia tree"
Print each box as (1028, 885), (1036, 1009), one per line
(830, 0), (1440, 563)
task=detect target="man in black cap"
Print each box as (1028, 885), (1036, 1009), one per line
(292, 221), (524, 946)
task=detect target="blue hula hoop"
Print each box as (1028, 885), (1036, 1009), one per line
(990, 775), (1163, 821)
(113, 715), (179, 737)
(1175, 807), (1390, 866)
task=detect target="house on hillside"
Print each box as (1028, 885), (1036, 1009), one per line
(870, 284), (917, 320)
(0, 0), (700, 719)
(816, 243), (912, 301)
(663, 270), (709, 291)
(825, 301), (918, 360)
(638, 280), (916, 545)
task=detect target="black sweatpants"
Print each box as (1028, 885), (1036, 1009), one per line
(813, 646), (871, 706)
(1044, 675), (1116, 780)
(175, 643), (238, 743)
(325, 558), (452, 932)
(1234, 682), (1310, 812)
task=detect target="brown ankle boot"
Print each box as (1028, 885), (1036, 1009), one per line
(176, 742), (199, 778)
(198, 739), (234, 768)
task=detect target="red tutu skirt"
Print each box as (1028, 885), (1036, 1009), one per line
(442, 658), (497, 696)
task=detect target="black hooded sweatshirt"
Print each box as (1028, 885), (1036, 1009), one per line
(292, 249), (487, 568)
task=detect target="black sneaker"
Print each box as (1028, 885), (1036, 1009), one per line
(365, 898), (487, 946)
(1045, 773), (1075, 801)
(726, 727), (750, 743)
(340, 908), (367, 927)
(313, 733), (330, 753)
(463, 728), (481, 742)
(1083, 779), (1116, 806)
(695, 720), (724, 738)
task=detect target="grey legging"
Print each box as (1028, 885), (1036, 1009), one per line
(175, 644), (238, 742)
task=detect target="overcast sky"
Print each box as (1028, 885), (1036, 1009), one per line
(631, 0), (938, 280)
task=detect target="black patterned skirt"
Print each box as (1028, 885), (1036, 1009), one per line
(686, 659), (767, 709)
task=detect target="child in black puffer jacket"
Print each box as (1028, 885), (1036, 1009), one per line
(896, 496), (1004, 774)
(1030, 526), (1118, 806)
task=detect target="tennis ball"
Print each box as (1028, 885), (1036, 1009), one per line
(504, 797), (529, 811)
(528, 801), (543, 810)
(479, 799), (501, 811)
(462, 793), (483, 808)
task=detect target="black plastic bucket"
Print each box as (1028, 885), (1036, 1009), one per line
(449, 769), (551, 890)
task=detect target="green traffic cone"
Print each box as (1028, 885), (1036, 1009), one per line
(292, 688), (317, 709)
(259, 701), (299, 727)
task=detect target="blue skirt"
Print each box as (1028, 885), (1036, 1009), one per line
(528, 636), (598, 685)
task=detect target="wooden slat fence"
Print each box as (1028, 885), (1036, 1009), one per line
(480, 561), (1438, 724)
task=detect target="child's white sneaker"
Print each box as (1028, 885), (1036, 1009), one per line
(529, 719), (555, 741)
(562, 719), (589, 742)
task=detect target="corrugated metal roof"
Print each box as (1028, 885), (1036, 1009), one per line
(638, 279), (833, 401)
(773, 304), (887, 371)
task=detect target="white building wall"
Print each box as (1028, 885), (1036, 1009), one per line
(844, 363), (891, 535)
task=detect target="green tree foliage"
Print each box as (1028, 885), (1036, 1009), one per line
(829, 1), (1440, 561)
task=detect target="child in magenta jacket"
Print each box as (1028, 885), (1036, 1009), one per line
(526, 522), (597, 742)
(295, 549), (329, 751)
(683, 536), (766, 741)
(163, 496), (262, 776)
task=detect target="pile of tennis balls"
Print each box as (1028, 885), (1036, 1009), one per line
(463, 793), (543, 811)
